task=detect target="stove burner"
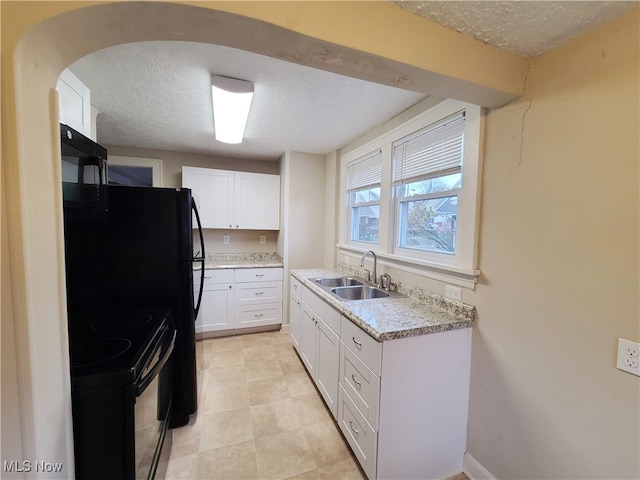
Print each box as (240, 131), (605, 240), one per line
(71, 338), (132, 368)
(92, 312), (153, 333)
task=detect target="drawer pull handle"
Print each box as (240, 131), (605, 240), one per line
(349, 421), (359, 437)
(254, 313), (264, 318)
(352, 337), (362, 349)
(254, 291), (264, 296)
(351, 374), (361, 388)
(255, 273), (265, 277)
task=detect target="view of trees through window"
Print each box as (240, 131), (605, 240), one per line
(398, 174), (461, 254)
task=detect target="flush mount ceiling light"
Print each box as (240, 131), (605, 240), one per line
(211, 75), (254, 144)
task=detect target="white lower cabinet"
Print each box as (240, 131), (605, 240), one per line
(234, 268), (283, 329)
(299, 305), (318, 377)
(338, 385), (378, 478)
(196, 267), (283, 335)
(290, 274), (472, 480)
(315, 317), (340, 418)
(290, 280), (341, 419)
(195, 269), (234, 334)
(289, 278), (302, 349)
(341, 317), (472, 480)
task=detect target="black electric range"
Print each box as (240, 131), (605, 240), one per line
(68, 309), (175, 480)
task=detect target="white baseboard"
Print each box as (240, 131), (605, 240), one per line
(463, 453), (496, 480)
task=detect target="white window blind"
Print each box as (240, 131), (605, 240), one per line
(392, 112), (465, 185)
(347, 149), (382, 191)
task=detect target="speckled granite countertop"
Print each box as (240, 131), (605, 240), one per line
(196, 253), (283, 270)
(291, 264), (475, 342)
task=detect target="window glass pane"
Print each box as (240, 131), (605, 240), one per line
(400, 173), (461, 197)
(108, 165), (153, 186)
(399, 195), (457, 253)
(350, 187), (380, 204)
(351, 205), (379, 243)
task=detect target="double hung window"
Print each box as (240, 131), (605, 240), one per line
(340, 99), (482, 286)
(347, 150), (382, 244)
(392, 112), (465, 255)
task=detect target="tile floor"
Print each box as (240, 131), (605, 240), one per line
(164, 330), (366, 479)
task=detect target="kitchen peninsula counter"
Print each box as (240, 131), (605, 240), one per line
(291, 266), (475, 342)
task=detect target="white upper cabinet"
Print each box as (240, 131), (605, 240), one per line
(183, 167), (233, 228)
(182, 166), (280, 230)
(233, 172), (280, 230)
(57, 69), (92, 139)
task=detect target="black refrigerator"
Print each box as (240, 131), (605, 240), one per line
(62, 125), (205, 430)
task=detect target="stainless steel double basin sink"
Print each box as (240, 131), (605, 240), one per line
(311, 276), (402, 301)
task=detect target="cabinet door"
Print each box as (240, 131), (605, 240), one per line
(289, 291), (302, 351)
(233, 172), (280, 229)
(300, 305), (318, 377)
(316, 319), (340, 419)
(182, 167), (232, 228)
(199, 283), (233, 332)
(57, 69), (92, 139)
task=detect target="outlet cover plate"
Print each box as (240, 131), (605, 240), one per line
(616, 338), (640, 376)
(445, 285), (462, 302)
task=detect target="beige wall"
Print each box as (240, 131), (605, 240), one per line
(467, 10), (639, 478)
(278, 151), (327, 323)
(285, 151), (327, 271)
(106, 145), (280, 254)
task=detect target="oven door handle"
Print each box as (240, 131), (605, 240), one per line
(136, 328), (176, 397)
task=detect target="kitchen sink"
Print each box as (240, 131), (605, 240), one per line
(330, 285), (390, 300)
(313, 276), (364, 287)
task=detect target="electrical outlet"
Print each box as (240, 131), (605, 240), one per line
(259, 235), (266, 245)
(616, 338), (640, 376)
(445, 285), (462, 302)
(223, 235), (230, 245)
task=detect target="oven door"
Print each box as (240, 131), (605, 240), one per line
(134, 324), (176, 480)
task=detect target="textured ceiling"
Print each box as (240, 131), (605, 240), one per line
(393, 1), (637, 58)
(69, 1), (637, 160)
(71, 41), (425, 161)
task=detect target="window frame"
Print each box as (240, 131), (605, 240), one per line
(339, 99), (484, 288)
(346, 149), (383, 246)
(392, 111), (466, 259)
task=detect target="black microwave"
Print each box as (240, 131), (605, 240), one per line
(60, 124), (108, 220)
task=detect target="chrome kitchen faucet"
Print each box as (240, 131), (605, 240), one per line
(359, 250), (377, 283)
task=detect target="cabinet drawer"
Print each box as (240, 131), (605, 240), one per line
(338, 385), (377, 480)
(340, 316), (382, 375)
(340, 342), (380, 430)
(235, 303), (282, 328)
(235, 268), (283, 283)
(290, 276), (303, 297)
(201, 269), (234, 285)
(235, 281), (282, 305)
(302, 286), (341, 334)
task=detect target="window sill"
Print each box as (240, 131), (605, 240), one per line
(336, 243), (481, 289)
